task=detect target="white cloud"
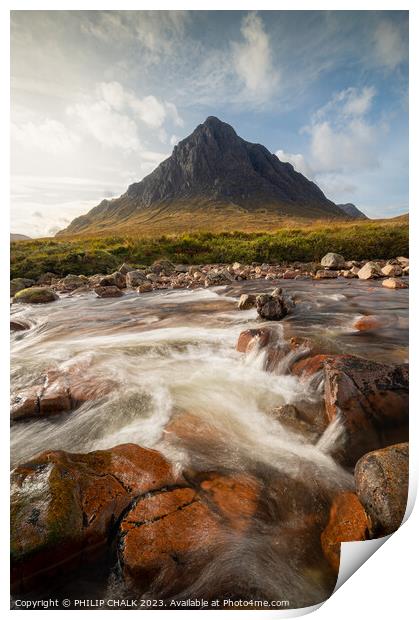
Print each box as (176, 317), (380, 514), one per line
(129, 94), (167, 128)
(165, 102), (184, 127)
(232, 12), (279, 101)
(373, 19), (407, 70)
(11, 119), (80, 154)
(170, 134), (179, 147)
(275, 149), (314, 179)
(67, 100), (141, 151)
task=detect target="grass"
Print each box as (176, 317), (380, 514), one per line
(11, 219), (408, 280)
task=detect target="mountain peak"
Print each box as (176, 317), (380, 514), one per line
(59, 117), (345, 236)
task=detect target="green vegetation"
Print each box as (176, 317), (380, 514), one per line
(11, 220), (408, 280)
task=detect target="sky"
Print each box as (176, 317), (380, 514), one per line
(10, 10), (409, 237)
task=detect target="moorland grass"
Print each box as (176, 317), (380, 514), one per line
(10, 220), (408, 280)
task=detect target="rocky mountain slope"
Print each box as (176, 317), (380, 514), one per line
(337, 203), (368, 219)
(59, 116), (345, 236)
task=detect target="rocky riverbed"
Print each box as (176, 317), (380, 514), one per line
(10, 258), (409, 610)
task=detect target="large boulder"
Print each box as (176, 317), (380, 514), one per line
(357, 262), (383, 280)
(10, 278), (35, 297)
(323, 356), (408, 464)
(255, 288), (288, 321)
(354, 443), (409, 536)
(126, 270), (148, 288)
(11, 444), (177, 592)
(320, 253), (345, 269)
(321, 492), (371, 573)
(13, 287), (58, 304)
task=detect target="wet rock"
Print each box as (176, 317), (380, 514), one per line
(237, 293), (256, 310)
(320, 253), (345, 269)
(236, 328), (272, 353)
(10, 319), (30, 332)
(353, 315), (383, 331)
(381, 264), (403, 277)
(11, 385), (43, 421)
(13, 287), (58, 304)
(357, 262), (383, 280)
(382, 277), (408, 289)
(256, 289), (288, 320)
(118, 472), (260, 593)
(291, 354), (329, 378)
(10, 278), (35, 297)
(270, 404), (322, 443)
(126, 270), (148, 287)
(321, 492), (371, 573)
(11, 444), (177, 592)
(137, 282), (153, 293)
(94, 285), (123, 298)
(314, 270), (339, 279)
(323, 356), (409, 464)
(355, 443), (409, 536)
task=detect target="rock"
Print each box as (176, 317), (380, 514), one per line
(13, 287), (58, 304)
(56, 274), (87, 291)
(403, 265), (409, 275)
(37, 272), (57, 285)
(270, 404), (322, 442)
(236, 328), (272, 353)
(321, 492), (371, 573)
(355, 443), (409, 536)
(256, 289), (288, 320)
(137, 282), (153, 293)
(381, 264), (403, 277)
(320, 253), (345, 269)
(382, 278), (408, 289)
(10, 319), (30, 331)
(93, 285), (123, 298)
(204, 268), (234, 287)
(11, 385), (43, 420)
(357, 262), (383, 280)
(174, 264), (189, 273)
(126, 270), (148, 287)
(353, 315), (383, 331)
(118, 262), (137, 275)
(232, 262), (242, 270)
(396, 256), (409, 267)
(283, 270), (298, 279)
(10, 278), (35, 297)
(350, 266), (360, 275)
(151, 260), (176, 276)
(323, 355), (409, 464)
(11, 444), (177, 592)
(98, 271), (126, 289)
(291, 354), (329, 378)
(118, 471), (260, 593)
(314, 270), (339, 279)
(237, 293), (256, 310)
(341, 270), (357, 278)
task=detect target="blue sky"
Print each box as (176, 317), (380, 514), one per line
(11, 10), (408, 236)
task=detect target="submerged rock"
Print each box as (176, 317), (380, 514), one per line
(320, 253), (345, 269)
(354, 443), (409, 536)
(353, 315), (383, 331)
(321, 492), (371, 573)
(13, 287), (58, 304)
(11, 444), (177, 592)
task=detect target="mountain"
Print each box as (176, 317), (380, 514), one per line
(59, 116), (345, 236)
(11, 233), (31, 241)
(337, 203), (368, 219)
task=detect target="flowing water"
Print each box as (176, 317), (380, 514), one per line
(10, 278), (408, 607)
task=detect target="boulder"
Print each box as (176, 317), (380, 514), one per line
(118, 262), (137, 275)
(357, 262), (383, 280)
(126, 270), (148, 287)
(204, 269), (234, 287)
(10, 278), (35, 297)
(382, 278), (408, 289)
(13, 287), (58, 304)
(256, 289), (288, 321)
(236, 328), (272, 353)
(11, 444), (177, 592)
(320, 253), (345, 269)
(118, 472), (260, 592)
(56, 274), (88, 292)
(381, 264), (403, 277)
(237, 293), (256, 310)
(291, 354), (329, 378)
(355, 443), (409, 536)
(98, 271), (126, 289)
(323, 355), (409, 464)
(321, 492), (371, 573)
(151, 260), (176, 276)
(314, 270), (339, 279)
(94, 285), (123, 298)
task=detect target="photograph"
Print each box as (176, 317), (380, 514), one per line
(9, 8), (409, 612)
